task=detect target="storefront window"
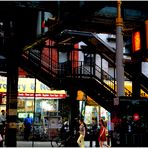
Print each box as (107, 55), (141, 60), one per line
(17, 97), (59, 141)
(0, 76), (67, 141)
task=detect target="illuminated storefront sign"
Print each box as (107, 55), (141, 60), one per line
(0, 76), (67, 98)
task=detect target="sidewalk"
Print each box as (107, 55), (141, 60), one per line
(17, 141), (92, 147)
(3, 141), (92, 147)
(3, 140), (111, 147)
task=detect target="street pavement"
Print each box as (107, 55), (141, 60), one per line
(16, 141), (92, 147)
(3, 141), (94, 147)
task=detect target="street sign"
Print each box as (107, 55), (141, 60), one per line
(114, 97), (119, 106)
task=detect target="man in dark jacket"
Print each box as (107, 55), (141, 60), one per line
(92, 119), (99, 147)
(24, 114), (33, 140)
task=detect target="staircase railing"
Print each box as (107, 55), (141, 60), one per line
(22, 49), (132, 97)
(22, 49), (59, 77)
(72, 61), (132, 97)
(58, 30), (148, 96)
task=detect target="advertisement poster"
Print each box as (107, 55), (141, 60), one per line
(48, 117), (60, 138)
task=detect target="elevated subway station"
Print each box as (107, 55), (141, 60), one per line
(0, 1), (148, 147)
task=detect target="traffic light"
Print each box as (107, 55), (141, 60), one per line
(133, 113), (140, 121)
(132, 31), (141, 53)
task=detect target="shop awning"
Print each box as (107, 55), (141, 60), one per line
(77, 90), (98, 106)
(86, 96), (98, 106)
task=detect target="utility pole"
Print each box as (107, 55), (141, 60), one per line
(116, 0), (124, 97)
(111, 0), (125, 146)
(5, 20), (18, 147)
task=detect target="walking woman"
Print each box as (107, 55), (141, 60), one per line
(98, 119), (106, 148)
(77, 118), (86, 148)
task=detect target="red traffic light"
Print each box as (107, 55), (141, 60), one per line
(133, 113), (140, 121)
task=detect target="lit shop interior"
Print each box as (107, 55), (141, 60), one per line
(1, 74), (146, 141)
(1, 75), (143, 141)
(77, 90), (111, 131)
(0, 75), (111, 141)
(0, 76), (67, 140)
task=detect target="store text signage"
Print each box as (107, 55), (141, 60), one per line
(2, 93), (66, 98)
(0, 82), (51, 92)
(0, 76), (67, 97)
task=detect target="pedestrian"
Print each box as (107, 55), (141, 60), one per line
(0, 110), (6, 147)
(73, 118), (79, 147)
(92, 119), (99, 147)
(98, 119), (107, 148)
(24, 114), (33, 140)
(77, 118), (86, 148)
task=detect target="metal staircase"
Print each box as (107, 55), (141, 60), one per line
(19, 48), (132, 111)
(55, 29), (148, 95)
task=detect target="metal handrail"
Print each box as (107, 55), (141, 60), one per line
(72, 61), (132, 96)
(22, 50), (132, 96)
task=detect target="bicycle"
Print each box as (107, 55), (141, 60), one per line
(51, 131), (76, 147)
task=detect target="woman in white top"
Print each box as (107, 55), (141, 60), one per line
(77, 118), (86, 148)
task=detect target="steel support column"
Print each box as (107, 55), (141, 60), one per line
(67, 82), (79, 132)
(111, 0), (124, 147)
(69, 91), (79, 131)
(64, 81), (79, 147)
(116, 0), (124, 97)
(5, 21), (19, 147)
